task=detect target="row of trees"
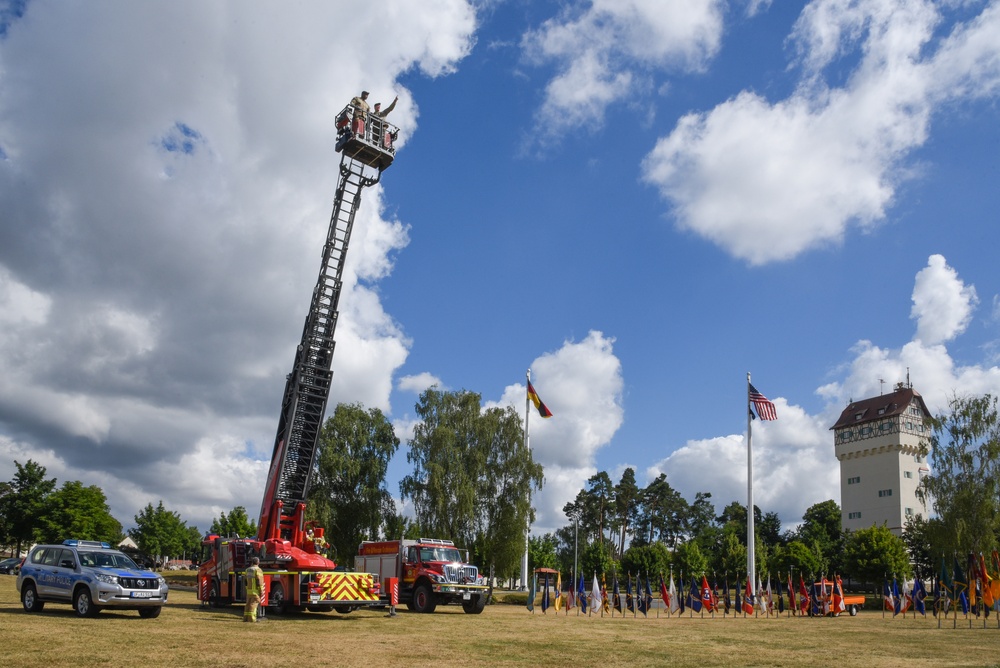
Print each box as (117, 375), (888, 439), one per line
(4, 390), (999, 585)
(307, 390), (543, 577)
(0, 458), (261, 562)
(529, 474), (911, 589)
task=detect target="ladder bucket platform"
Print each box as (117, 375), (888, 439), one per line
(335, 103), (397, 171)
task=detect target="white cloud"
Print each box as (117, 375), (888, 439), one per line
(397, 372), (444, 394)
(911, 254), (978, 345)
(0, 0), (477, 532)
(642, 0), (1000, 265)
(651, 254), (1000, 528)
(489, 330), (624, 533)
(521, 1), (725, 140)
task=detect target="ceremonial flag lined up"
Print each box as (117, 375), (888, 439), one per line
(541, 572), (550, 613)
(613, 574), (622, 614)
(527, 573), (536, 613)
(578, 574), (588, 614)
(977, 553), (994, 609)
(678, 575), (686, 614)
(669, 575), (680, 614)
(777, 576), (785, 614)
(601, 574), (610, 615)
(700, 575), (715, 613)
(566, 581), (575, 612)
(742, 577), (755, 615)
(723, 577), (731, 615)
(591, 574), (602, 615)
(554, 571), (562, 612)
(883, 579), (895, 612)
(953, 557), (970, 614)
(643, 574), (654, 616)
(689, 576), (703, 613)
(832, 575), (846, 615)
(625, 573), (634, 613)
(788, 572), (796, 615)
(659, 575), (670, 615)
(913, 578), (927, 616)
(798, 575), (809, 615)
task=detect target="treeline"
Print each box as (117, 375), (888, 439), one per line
(0, 457), (263, 561)
(529, 393), (1000, 588)
(529, 473), (912, 588)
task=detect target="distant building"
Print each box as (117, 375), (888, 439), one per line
(831, 384), (931, 535)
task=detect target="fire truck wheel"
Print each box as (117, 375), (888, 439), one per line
(412, 583), (437, 613)
(333, 605), (357, 614)
(848, 604), (858, 616)
(209, 580), (223, 608)
(462, 594), (486, 614)
(268, 583), (286, 614)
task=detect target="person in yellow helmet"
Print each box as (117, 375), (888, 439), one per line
(244, 556), (265, 622)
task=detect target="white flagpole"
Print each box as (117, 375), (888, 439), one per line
(746, 372), (756, 592)
(520, 369), (531, 591)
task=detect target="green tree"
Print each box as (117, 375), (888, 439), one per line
(528, 533), (558, 570)
(36, 480), (122, 544)
(686, 492), (715, 540)
(636, 473), (687, 547)
(400, 388), (543, 579)
(772, 540), (822, 581)
(0, 460), (56, 555)
(917, 394), (1000, 555)
(620, 542), (671, 581)
(309, 403), (399, 564)
(613, 468), (640, 557)
(842, 523), (912, 585)
(209, 506), (257, 539)
(796, 500), (844, 574)
(672, 540), (709, 579)
(129, 501), (196, 561)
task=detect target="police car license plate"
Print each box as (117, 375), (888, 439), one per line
(131, 591), (154, 598)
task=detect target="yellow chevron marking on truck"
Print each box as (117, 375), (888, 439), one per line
(315, 572), (379, 602)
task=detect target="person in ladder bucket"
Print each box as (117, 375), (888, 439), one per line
(244, 557), (265, 623)
(349, 90), (370, 136)
(372, 96), (398, 149)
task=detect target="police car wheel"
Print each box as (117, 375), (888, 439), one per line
(74, 588), (101, 617)
(21, 583), (45, 613)
(138, 607), (162, 618)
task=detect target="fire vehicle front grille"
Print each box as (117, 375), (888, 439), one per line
(119, 577), (160, 590)
(443, 565), (478, 584)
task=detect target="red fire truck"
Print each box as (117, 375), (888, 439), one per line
(196, 106), (398, 615)
(356, 539), (489, 614)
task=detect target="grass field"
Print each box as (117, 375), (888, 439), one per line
(2, 575), (999, 668)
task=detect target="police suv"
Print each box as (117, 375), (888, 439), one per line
(17, 540), (169, 618)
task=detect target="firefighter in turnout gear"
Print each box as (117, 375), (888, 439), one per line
(244, 557), (265, 622)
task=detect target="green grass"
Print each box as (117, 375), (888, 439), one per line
(2, 575), (999, 667)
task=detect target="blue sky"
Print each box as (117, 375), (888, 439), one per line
(1, 0), (999, 539)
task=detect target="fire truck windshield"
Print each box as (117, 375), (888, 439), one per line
(420, 547), (462, 563)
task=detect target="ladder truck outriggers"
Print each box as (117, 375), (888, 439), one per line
(197, 101), (398, 615)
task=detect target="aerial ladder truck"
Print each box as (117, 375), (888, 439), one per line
(197, 102), (398, 614)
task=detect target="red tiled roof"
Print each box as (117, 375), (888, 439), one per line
(830, 387), (930, 430)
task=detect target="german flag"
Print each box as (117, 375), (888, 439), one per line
(527, 381), (553, 418)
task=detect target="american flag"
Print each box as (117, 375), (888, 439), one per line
(749, 382), (777, 420)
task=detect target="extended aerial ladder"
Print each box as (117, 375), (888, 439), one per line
(198, 103), (399, 613)
(257, 104), (396, 548)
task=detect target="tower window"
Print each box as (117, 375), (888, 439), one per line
(847, 476), (861, 484)
(904, 508), (914, 517)
(879, 489), (893, 497)
(904, 471), (913, 479)
(848, 512), (862, 519)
